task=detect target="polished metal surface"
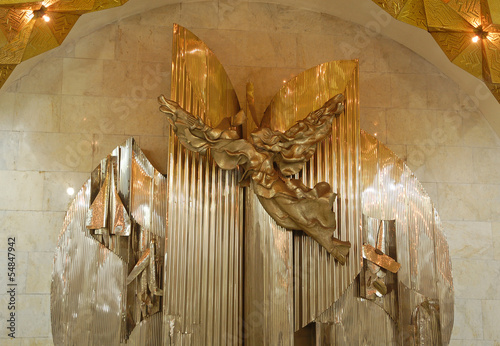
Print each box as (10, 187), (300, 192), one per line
(283, 61), (362, 332)
(51, 138), (166, 345)
(159, 94), (350, 262)
(162, 24), (243, 344)
(315, 281), (398, 344)
(51, 180), (128, 345)
(358, 131), (454, 344)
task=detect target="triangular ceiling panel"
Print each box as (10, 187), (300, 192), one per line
(372, 0), (409, 18)
(22, 18), (60, 60)
(430, 31), (473, 61)
(483, 33), (500, 83)
(424, 0), (475, 31)
(398, 0), (428, 30)
(452, 41), (483, 78)
(46, 12), (80, 45)
(443, 0), (482, 28)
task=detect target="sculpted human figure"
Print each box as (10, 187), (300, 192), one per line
(158, 94), (351, 264)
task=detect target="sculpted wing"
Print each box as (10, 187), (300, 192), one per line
(158, 95), (257, 171)
(251, 93), (345, 176)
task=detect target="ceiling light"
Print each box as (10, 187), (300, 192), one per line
(472, 35), (480, 43)
(43, 15), (50, 22)
(67, 187), (75, 196)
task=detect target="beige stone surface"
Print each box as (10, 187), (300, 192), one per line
(444, 221), (493, 259)
(453, 259), (500, 299)
(482, 300), (500, 341)
(137, 135), (170, 174)
(360, 107), (386, 142)
(0, 1), (498, 344)
(91, 134), (131, 168)
(14, 94), (61, 133)
(17, 58), (63, 95)
(116, 24), (171, 63)
(0, 251), (28, 293)
(472, 148), (500, 184)
(0, 171), (44, 211)
(390, 73), (428, 109)
(18, 133), (93, 172)
(451, 299), (483, 340)
(0, 92), (15, 130)
(42, 172), (89, 212)
(407, 146), (474, 183)
(449, 341), (494, 346)
(0, 131), (19, 170)
(26, 252), (54, 294)
(74, 25), (117, 60)
(427, 74), (460, 110)
(0, 211), (64, 252)
(16, 295), (51, 337)
(62, 58), (104, 96)
(462, 110), (500, 148)
(437, 183), (500, 221)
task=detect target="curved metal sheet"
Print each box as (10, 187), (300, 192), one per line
(51, 180), (127, 345)
(359, 130), (454, 344)
(163, 24), (243, 344)
(255, 60), (362, 333)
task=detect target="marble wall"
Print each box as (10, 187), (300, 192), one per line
(0, 1), (498, 345)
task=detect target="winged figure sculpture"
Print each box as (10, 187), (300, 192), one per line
(159, 93), (351, 264)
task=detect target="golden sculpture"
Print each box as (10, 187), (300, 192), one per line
(158, 94), (352, 264)
(51, 25), (454, 345)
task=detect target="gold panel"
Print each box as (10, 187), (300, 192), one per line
(0, 0), (128, 89)
(424, 0), (475, 31)
(372, 0), (407, 18)
(484, 33), (500, 83)
(246, 60), (362, 336)
(486, 0), (500, 25)
(0, 19), (33, 63)
(0, 1), (37, 5)
(373, 0), (428, 30)
(0, 63), (15, 85)
(374, 0), (500, 102)
(22, 18), (63, 60)
(164, 24), (243, 344)
(0, 7), (32, 42)
(444, 0), (482, 28)
(397, 0), (428, 30)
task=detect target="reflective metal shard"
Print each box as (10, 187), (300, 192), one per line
(363, 243), (401, 273)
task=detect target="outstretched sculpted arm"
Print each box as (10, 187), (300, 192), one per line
(251, 94), (345, 176)
(159, 95), (258, 171)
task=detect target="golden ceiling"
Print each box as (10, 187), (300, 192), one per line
(0, 0), (128, 88)
(373, 0), (500, 102)
(1, 0), (500, 103)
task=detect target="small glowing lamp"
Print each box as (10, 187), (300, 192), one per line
(472, 35), (480, 43)
(67, 187), (75, 196)
(43, 14), (50, 22)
